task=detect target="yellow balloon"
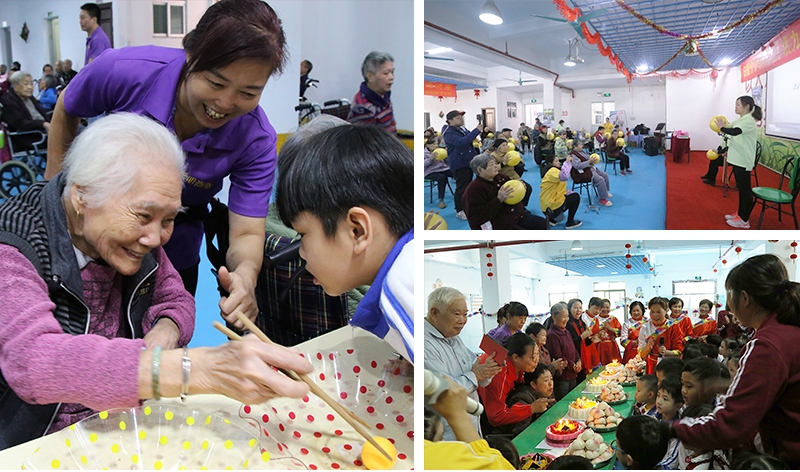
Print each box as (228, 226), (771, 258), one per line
(508, 137), (516, 144)
(616, 138), (625, 147)
(501, 180), (525, 205)
(586, 132), (592, 139)
(424, 212), (449, 230)
(507, 143), (516, 151)
(432, 148), (447, 160)
(505, 150), (521, 167)
(361, 437), (398, 470)
(590, 153), (600, 164)
(522, 135), (529, 140)
(709, 115), (729, 133)
(604, 132), (611, 139)
(566, 139), (573, 149)
(547, 132), (555, 141)
(435, 131), (441, 136)
(487, 132), (494, 138)
(707, 149), (720, 160)
(473, 140), (480, 148)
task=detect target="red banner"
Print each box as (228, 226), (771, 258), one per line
(740, 17), (800, 82)
(424, 81), (456, 98)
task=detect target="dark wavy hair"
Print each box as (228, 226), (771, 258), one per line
(726, 254), (800, 328)
(182, 0), (287, 80)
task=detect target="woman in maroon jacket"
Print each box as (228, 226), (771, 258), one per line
(462, 153), (547, 230)
(546, 302), (583, 400)
(673, 254), (800, 467)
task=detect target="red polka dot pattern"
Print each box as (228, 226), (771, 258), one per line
(354, 459), (363, 467)
(293, 431), (301, 439)
(376, 423), (385, 430)
(309, 464), (317, 470)
(307, 414), (315, 423)
(339, 392), (347, 399)
(396, 415), (404, 422)
(243, 405), (251, 414)
(343, 444), (352, 450)
(398, 453), (407, 460)
(404, 385), (412, 393)
(313, 432), (322, 438)
(367, 406), (375, 414)
(377, 380), (386, 387)
(327, 414), (335, 421)
(261, 414), (269, 423)
(334, 429), (343, 436)
(331, 462), (340, 469)
(322, 446), (331, 454)
(288, 412), (296, 420)
(371, 361), (378, 368)
(360, 386), (367, 394)
(386, 396), (394, 404)
(353, 366), (361, 373)
(300, 448), (309, 455)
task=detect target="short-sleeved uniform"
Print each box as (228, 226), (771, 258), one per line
(85, 27), (112, 66)
(64, 45), (276, 270)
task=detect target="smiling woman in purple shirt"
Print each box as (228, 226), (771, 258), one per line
(46, 0), (286, 330)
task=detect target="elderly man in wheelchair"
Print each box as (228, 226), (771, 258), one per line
(0, 70), (50, 198)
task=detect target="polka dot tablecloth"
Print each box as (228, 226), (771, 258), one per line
(20, 327), (414, 470)
(22, 404), (292, 470)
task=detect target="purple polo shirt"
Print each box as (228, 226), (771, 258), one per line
(84, 27), (112, 67)
(64, 45), (276, 269)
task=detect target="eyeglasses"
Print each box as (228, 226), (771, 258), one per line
(611, 439), (625, 455)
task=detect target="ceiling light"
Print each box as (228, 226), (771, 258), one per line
(479, 1), (503, 25)
(426, 47), (452, 55)
(718, 57), (733, 66)
(564, 56), (576, 66)
(611, 271), (618, 275)
(702, 0), (723, 4)
(571, 240), (583, 251)
(637, 65), (649, 73)
(596, 264), (605, 268)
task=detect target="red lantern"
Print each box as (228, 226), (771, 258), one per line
(722, 259), (727, 265)
(642, 257), (648, 263)
(486, 253), (493, 258)
(437, 95), (444, 102)
(735, 246), (742, 255)
(487, 262), (493, 268)
(625, 244), (632, 249)
(791, 254), (798, 262)
(713, 268), (718, 273)
(625, 264), (632, 270)
(474, 89), (481, 99)
(650, 267), (654, 271)
(711, 70), (719, 80)
(791, 242), (798, 248)
(625, 253), (632, 259)
(487, 271), (494, 277)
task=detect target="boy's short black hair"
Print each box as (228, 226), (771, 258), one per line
(525, 322), (545, 337)
(722, 338), (740, 351)
(681, 403), (714, 419)
(276, 124), (412, 238)
(699, 343), (719, 359)
(655, 357), (685, 381)
(658, 376), (684, 404)
(485, 436), (520, 469)
(706, 334), (723, 348)
(547, 455), (594, 470)
(637, 374), (658, 395)
(522, 363), (551, 385)
(682, 344), (703, 360)
(616, 415), (670, 469)
(423, 408), (440, 441)
(684, 356), (729, 381)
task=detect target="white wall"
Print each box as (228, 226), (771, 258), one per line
(424, 87), (497, 132)
(666, 67), (747, 152)
(1, 0), (413, 134)
(567, 84), (667, 134)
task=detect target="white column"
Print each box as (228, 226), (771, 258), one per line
(479, 246), (513, 335)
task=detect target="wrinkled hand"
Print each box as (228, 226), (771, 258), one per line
(143, 318), (181, 350)
(574, 360), (582, 372)
(497, 185), (513, 202)
(553, 358), (568, 371)
(472, 352), (502, 382)
(218, 266), (258, 329)
(424, 210), (445, 230)
(531, 397), (555, 414)
(200, 334), (312, 405)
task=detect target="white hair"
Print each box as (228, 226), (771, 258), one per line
(63, 113), (186, 207)
(361, 51), (394, 80)
(283, 114), (349, 156)
(9, 70), (32, 86)
(428, 286), (467, 314)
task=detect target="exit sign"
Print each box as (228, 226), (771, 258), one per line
(603, 93), (612, 97)
(531, 99), (537, 103)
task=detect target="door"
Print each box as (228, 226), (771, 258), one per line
(99, 3), (113, 47)
(482, 108), (496, 132)
(47, 17), (61, 64)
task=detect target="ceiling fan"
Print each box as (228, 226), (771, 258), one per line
(424, 54), (455, 61)
(502, 71), (538, 86)
(531, 7), (607, 40)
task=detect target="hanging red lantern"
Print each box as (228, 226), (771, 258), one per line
(486, 253), (493, 258)
(625, 244), (632, 249)
(626, 264), (632, 270)
(474, 89), (481, 99)
(487, 271), (494, 278)
(713, 268), (718, 273)
(437, 95), (444, 102)
(791, 241), (798, 248)
(791, 254), (798, 262)
(642, 257), (648, 263)
(650, 267), (654, 271)
(711, 70), (719, 80)
(625, 253), (632, 259)
(735, 246), (742, 255)
(486, 262), (493, 268)
(722, 259), (727, 265)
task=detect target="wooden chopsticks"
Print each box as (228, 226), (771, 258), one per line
(212, 314), (392, 461)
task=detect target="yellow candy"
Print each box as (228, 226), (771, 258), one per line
(361, 437), (397, 470)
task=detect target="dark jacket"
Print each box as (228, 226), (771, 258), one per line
(463, 173), (529, 230)
(546, 325), (579, 382)
(443, 124), (481, 170)
(0, 89), (49, 152)
(569, 149), (594, 183)
(494, 383), (553, 436)
(0, 174), (158, 451)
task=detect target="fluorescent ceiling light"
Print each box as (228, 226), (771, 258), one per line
(426, 47), (452, 55)
(718, 57), (733, 66)
(479, 1), (503, 25)
(611, 271), (618, 274)
(596, 264), (605, 268)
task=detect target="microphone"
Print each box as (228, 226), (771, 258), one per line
(424, 369), (484, 416)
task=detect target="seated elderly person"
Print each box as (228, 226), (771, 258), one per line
(347, 51), (396, 133)
(38, 74), (59, 111)
(488, 138), (532, 207)
(0, 113), (312, 450)
(0, 70), (50, 152)
(462, 153), (548, 230)
(569, 138), (612, 207)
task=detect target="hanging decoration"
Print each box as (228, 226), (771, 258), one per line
(624, 243), (632, 271)
(437, 95), (444, 102)
(791, 241), (798, 264)
(613, 0), (784, 40)
(579, 22), (633, 83)
(735, 246), (742, 257)
(474, 89), (481, 99)
(486, 252), (494, 280)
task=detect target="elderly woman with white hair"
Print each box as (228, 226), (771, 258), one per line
(0, 113), (312, 451)
(347, 51), (397, 133)
(0, 70), (51, 151)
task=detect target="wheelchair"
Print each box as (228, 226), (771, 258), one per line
(0, 106), (48, 200)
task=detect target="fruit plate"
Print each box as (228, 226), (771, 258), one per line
(594, 394), (628, 406)
(22, 404), (292, 470)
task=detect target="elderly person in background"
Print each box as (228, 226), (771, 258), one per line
(462, 153), (548, 230)
(347, 51), (396, 133)
(425, 286), (501, 440)
(0, 70), (51, 152)
(0, 113), (312, 451)
(61, 59), (79, 86)
(38, 74), (59, 111)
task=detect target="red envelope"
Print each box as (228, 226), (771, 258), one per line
(480, 334), (508, 365)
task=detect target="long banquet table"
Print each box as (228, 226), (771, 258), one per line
(512, 369), (637, 470)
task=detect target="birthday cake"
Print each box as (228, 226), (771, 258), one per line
(605, 360), (623, 372)
(568, 397), (597, 420)
(585, 377), (609, 393)
(599, 368), (619, 380)
(544, 419), (585, 447)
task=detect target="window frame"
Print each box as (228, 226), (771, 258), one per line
(153, 1), (186, 38)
